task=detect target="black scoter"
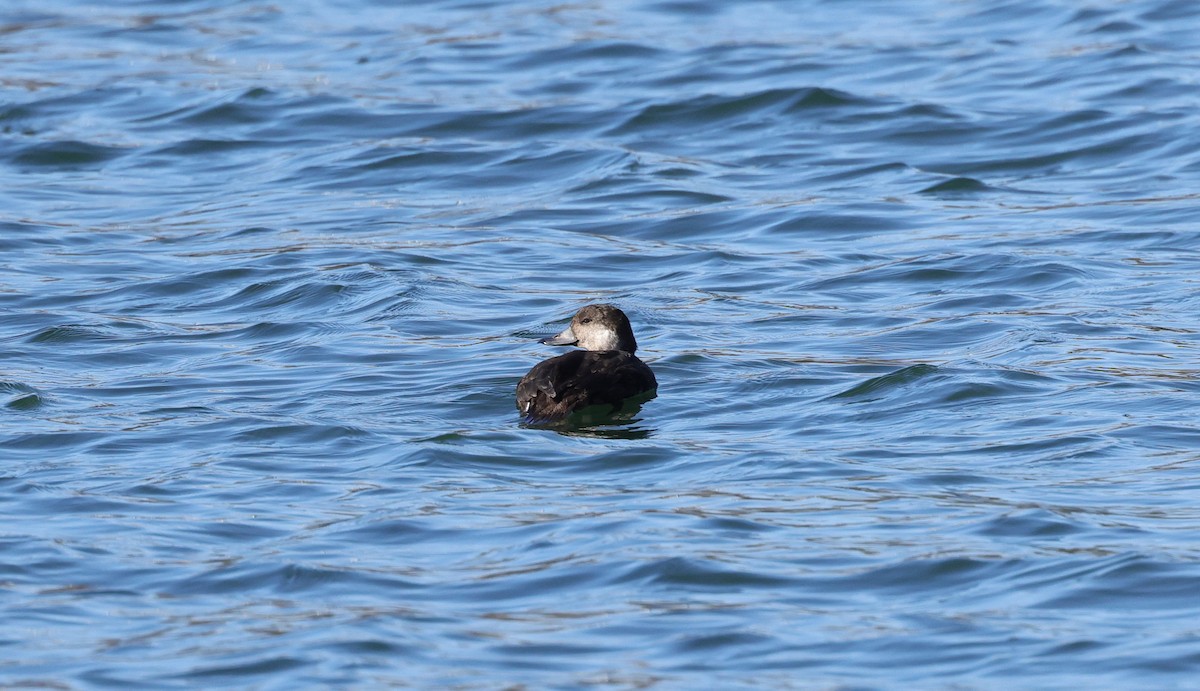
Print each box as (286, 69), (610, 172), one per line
(516, 304), (657, 422)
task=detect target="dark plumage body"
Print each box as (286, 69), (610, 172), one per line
(517, 349), (656, 422)
(516, 305), (657, 423)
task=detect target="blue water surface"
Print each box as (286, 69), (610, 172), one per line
(3, 0), (1200, 687)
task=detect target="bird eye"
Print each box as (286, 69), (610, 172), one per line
(581, 318), (592, 324)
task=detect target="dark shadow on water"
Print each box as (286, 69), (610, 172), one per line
(557, 422), (654, 440)
(519, 393), (656, 439)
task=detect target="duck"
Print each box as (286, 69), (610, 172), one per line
(516, 304), (657, 423)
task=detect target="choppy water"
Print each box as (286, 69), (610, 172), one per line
(3, 0), (1200, 687)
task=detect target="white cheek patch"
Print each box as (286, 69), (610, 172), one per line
(577, 324), (620, 351)
(595, 331), (620, 351)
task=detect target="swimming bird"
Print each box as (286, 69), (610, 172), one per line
(516, 304), (657, 423)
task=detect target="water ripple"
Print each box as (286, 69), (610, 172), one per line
(3, 0), (1200, 688)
